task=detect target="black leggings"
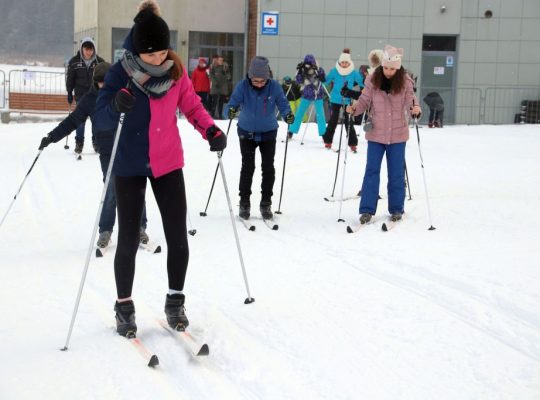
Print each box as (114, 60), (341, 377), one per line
(114, 169), (188, 298)
(323, 102), (358, 146)
(239, 138), (276, 203)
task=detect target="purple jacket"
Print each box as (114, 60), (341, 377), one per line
(352, 74), (417, 144)
(295, 54), (326, 100)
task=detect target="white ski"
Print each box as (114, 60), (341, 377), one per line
(324, 195), (359, 202)
(139, 241), (162, 253)
(238, 216), (256, 231)
(157, 319), (209, 357)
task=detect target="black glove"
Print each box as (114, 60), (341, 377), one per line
(341, 85), (361, 100)
(113, 88), (136, 113)
(207, 126), (227, 152)
(285, 112), (295, 124)
(67, 93), (73, 105)
(38, 135), (53, 150)
(412, 111), (422, 119)
(228, 107), (239, 119)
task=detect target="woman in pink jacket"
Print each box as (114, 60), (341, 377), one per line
(347, 45), (421, 224)
(95, 1), (226, 338)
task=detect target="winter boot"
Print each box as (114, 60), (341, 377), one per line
(350, 145), (357, 153)
(164, 294), (189, 331)
(139, 227), (149, 245)
(92, 141), (100, 153)
(239, 199), (250, 220)
(114, 300), (137, 338)
(324, 143), (332, 150)
(74, 140), (83, 154)
(359, 213), (372, 224)
(428, 122), (434, 128)
(97, 231), (112, 248)
(287, 132), (293, 140)
(390, 213), (403, 222)
(260, 201), (273, 220)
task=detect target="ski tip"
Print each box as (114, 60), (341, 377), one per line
(272, 225), (279, 230)
(96, 249), (103, 258)
(244, 297), (255, 304)
(428, 225), (437, 231)
(382, 223), (388, 232)
(188, 229), (197, 236)
(324, 197), (329, 202)
(199, 212), (207, 217)
(249, 225), (256, 231)
(154, 245), (162, 254)
(148, 354), (160, 367)
(346, 226), (353, 233)
(197, 344), (210, 356)
(338, 218), (345, 222)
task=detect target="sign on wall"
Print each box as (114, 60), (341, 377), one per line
(261, 12), (279, 35)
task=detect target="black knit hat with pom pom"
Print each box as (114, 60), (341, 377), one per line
(132, 2), (170, 54)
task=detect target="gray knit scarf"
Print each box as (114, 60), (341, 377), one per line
(121, 50), (175, 98)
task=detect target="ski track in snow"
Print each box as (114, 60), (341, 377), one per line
(1, 118), (540, 399)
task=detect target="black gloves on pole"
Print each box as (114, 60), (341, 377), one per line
(113, 88), (136, 113)
(206, 126), (227, 152)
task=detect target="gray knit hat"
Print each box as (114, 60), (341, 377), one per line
(248, 56), (271, 79)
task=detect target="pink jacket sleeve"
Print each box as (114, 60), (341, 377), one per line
(352, 76), (374, 117)
(403, 76), (418, 117)
(176, 70), (215, 139)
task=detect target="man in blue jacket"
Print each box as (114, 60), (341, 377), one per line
(226, 56), (294, 220)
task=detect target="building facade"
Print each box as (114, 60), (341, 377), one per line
(74, 0), (540, 124)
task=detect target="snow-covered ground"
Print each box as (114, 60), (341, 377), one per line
(0, 118), (539, 400)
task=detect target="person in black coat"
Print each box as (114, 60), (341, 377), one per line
(66, 37), (105, 153)
(39, 62), (149, 250)
(423, 92), (444, 128)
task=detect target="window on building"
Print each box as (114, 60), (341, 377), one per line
(422, 36), (457, 52)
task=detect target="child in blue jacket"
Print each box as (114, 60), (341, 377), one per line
(226, 56), (294, 220)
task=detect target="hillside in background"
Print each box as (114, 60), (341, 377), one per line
(0, 0), (73, 66)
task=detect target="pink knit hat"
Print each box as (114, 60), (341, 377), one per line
(381, 45), (404, 69)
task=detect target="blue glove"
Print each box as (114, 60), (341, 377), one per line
(67, 93), (73, 104)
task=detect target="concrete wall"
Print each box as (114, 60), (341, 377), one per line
(75, 0), (245, 64)
(256, 0), (540, 88)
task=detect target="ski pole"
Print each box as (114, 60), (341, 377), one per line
(300, 103), (315, 145)
(404, 160), (412, 200)
(275, 123), (291, 215)
(0, 150), (43, 230)
(187, 208), (196, 236)
(413, 117), (436, 230)
(62, 111), (127, 351)
(337, 114), (353, 223)
(199, 117), (233, 217)
(64, 104), (72, 149)
(327, 101), (346, 199)
(217, 153), (254, 304)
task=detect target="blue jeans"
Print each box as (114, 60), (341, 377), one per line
(98, 154), (147, 233)
(288, 98), (327, 136)
(359, 141), (406, 215)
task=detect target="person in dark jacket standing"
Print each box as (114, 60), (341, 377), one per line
(226, 56), (293, 220)
(38, 62), (150, 250)
(281, 76), (303, 123)
(209, 55), (231, 119)
(66, 37), (105, 154)
(94, 0), (226, 338)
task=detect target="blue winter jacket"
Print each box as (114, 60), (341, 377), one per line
(325, 68), (364, 105)
(226, 78), (291, 140)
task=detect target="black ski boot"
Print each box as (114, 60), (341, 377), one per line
(239, 199), (250, 220)
(114, 300), (137, 338)
(390, 213), (402, 222)
(164, 294), (189, 331)
(260, 201), (273, 220)
(359, 213), (372, 224)
(74, 140), (83, 154)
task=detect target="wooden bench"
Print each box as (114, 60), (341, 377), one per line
(8, 92), (71, 113)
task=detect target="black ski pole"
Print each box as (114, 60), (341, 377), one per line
(413, 113), (436, 231)
(0, 150), (43, 229)
(404, 160), (412, 200)
(64, 104), (72, 149)
(325, 100), (346, 201)
(275, 123), (291, 215)
(199, 117), (233, 217)
(337, 114), (353, 222)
